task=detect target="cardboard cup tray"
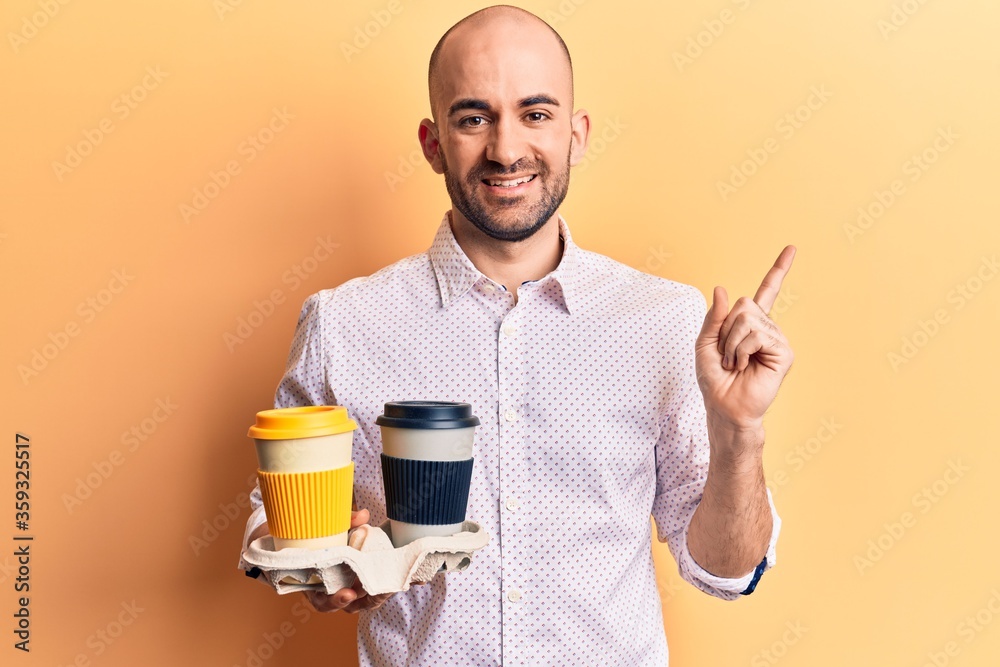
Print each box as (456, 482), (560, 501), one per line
(241, 520), (489, 596)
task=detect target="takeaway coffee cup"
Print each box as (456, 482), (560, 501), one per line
(248, 406), (357, 550)
(376, 401), (479, 547)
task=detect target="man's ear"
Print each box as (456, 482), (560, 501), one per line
(419, 120), (444, 174)
(568, 108), (591, 167)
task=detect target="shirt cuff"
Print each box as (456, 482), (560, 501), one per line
(677, 487), (782, 599)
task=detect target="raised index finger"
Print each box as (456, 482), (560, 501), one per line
(753, 245), (797, 313)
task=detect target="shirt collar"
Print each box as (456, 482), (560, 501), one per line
(428, 210), (580, 314)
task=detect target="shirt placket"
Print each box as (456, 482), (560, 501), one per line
(497, 287), (529, 665)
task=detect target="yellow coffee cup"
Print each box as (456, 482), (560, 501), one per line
(248, 406), (357, 550)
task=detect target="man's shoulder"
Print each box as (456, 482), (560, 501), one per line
(299, 250), (434, 312)
(347, 250), (434, 291)
(575, 246), (707, 312)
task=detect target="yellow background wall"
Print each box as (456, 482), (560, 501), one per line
(2, 1), (998, 665)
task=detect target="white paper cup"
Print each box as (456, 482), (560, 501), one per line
(254, 433), (353, 473)
(376, 401), (479, 547)
(249, 406), (357, 550)
(380, 426), (475, 461)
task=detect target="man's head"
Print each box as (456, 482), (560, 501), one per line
(419, 5), (590, 243)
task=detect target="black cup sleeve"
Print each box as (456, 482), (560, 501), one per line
(381, 454), (473, 525)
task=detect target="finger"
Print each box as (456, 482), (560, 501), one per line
(753, 245), (796, 313)
(339, 582), (366, 614)
(718, 296), (760, 358)
(334, 585), (358, 607)
(343, 593), (392, 614)
(735, 326), (790, 372)
(721, 310), (780, 369)
(304, 588), (355, 613)
(698, 286), (729, 349)
(721, 309), (752, 369)
(350, 508), (370, 528)
(733, 330), (769, 372)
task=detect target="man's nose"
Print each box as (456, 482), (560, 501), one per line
(486, 116), (527, 167)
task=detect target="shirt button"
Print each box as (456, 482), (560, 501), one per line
(504, 409), (518, 422)
(502, 323), (517, 337)
(483, 283), (496, 293)
(505, 497), (520, 511)
(508, 588), (522, 602)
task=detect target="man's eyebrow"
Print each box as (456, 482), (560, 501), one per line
(447, 94), (561, 118)
(448, 98), (491, 117)
(519, 94), (560, 108)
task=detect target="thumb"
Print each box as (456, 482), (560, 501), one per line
(697, 286), (728, 343)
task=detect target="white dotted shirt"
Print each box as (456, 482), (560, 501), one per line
(243, 212), (781, 666)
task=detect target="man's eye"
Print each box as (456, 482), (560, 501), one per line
(461, 116), (486, 127)
(526, 112), (548, 122)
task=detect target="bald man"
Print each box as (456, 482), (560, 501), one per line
(242, 5), (792, 665)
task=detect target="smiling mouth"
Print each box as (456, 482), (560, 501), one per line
(481, 174), (537, 188)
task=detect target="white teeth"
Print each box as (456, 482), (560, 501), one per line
(487, 175), (535, 187)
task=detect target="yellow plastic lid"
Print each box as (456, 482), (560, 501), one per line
(248, 406), (358, 440)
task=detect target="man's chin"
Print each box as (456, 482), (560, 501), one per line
(452, 185), (563, 242)
(471, 217), (548, 242)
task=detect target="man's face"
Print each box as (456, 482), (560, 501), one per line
(422, 19), (588, 243)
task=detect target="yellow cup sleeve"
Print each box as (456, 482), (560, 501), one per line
(257, 463), (354, 540)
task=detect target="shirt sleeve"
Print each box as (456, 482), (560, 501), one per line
(239, 292), (338, 572)
(273, 291), (339, 409)
(650, 288), (781, 601)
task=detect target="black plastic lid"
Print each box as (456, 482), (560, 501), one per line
(375, 401), (480, 429)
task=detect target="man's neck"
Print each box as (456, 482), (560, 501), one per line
(448, 209), (564, 302)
